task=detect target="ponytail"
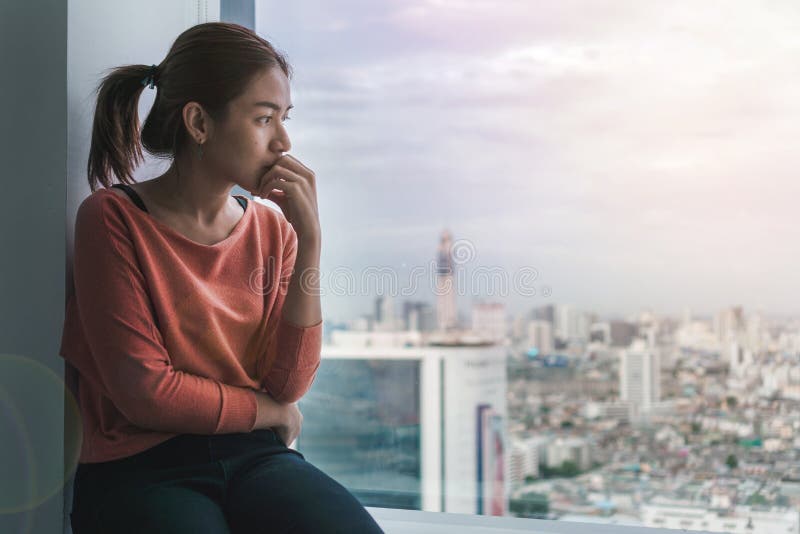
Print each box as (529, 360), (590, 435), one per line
(86, 64), (156, 192)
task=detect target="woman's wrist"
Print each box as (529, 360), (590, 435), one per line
(254, 390), (286, 429)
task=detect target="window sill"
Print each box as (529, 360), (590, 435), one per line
(365, 507), (709, 534)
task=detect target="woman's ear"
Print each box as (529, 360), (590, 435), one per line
(182, 101), (214, 144)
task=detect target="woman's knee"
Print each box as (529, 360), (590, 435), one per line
(226, 453), (384, 533)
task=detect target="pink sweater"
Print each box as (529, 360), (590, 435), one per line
(59, 188), (323, 463)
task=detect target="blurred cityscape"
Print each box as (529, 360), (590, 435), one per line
(296, 229), (800, 534)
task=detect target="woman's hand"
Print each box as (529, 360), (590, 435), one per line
(251, 154), (320, 243)
(272, 402), (304, 447)
(253, 391), (304, 447)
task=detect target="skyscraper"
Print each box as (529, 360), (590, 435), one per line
(403, 300), (437, 333)
(527, 320), (554, 356)
(375, 294), (397, 331)
(715, 306), (745, 345)
(435, 229), (458, 331)
(620, 339), (661, 418)
(296, 343), (508, 514)
(471, 301), (507, 343)
(729, 340), (753, 377)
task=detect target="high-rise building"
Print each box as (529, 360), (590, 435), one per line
(347, 314), (373, 332)
(530, 304), (555, 323)
(609, 320), (638, 348)
(507, 436), (546, 488)
(435, 230), (458, 331)
(526, 320), (553, 356)
(589, 322), (611, 345)
(715, 306), (745, 344)
(729, 340), (753, 377)
(545, 437), (591, 471)
(296, 342), (508, 515)
(746, 308), (767, 353)
(471, 301), (507, 342)
(553, 305), (591, 345)
(403, 300), (437, 333)
(553, 304), (571, 343)
(620, 339), (661, 418)
(508, 443), (528, 490)
(375, 294), (398, 331)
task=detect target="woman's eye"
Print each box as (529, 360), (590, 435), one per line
(261, 116), (292, 124)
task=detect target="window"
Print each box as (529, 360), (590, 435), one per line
(258, 1), (800, 533)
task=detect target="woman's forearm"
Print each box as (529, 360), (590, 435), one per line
(281, 236), (322, 327)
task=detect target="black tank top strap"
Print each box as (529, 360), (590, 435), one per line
(110, 183), (149, 213)
(110, 183), (247, 213)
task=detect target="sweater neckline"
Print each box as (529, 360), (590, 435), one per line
(101, 188), (254, 249)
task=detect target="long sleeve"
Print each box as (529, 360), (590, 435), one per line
(72, 195), (257, 434)
(257, 216), (323, 403)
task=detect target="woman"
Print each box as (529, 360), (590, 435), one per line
(60, 21), (384, 533)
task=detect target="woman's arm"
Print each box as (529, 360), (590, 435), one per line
(258, 153), (322, 328)
(280, 235), (321, 327)
(256, 225), (323, 403)
(253, 154), (323, 403)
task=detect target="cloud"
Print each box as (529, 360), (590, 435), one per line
(259, 0), (800, 316)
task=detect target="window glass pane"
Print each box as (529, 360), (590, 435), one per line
(258, 2), (800, 532)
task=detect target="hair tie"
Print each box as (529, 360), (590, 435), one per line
(141, 64), (158, 89)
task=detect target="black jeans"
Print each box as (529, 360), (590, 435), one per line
(70, 429), (384, 533)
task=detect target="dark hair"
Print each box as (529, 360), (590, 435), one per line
(86, 22), (293, 192)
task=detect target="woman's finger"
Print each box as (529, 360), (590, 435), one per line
(266, 190), (289, 212)
(280, 155), (316, 191)
(257, 178), (294, 199)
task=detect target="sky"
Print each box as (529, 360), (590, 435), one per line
(255, 0), (800, 322)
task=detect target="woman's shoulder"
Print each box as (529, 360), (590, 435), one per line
(80, 186), (128, 208)
(248, 199), (298, 253)
(75, 187), (136, 234)
(106, 186), (130, 201)
(77, 187), (108, 214)
(250, 197), (291, 230)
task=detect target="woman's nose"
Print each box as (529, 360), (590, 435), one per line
(271, 130), (291, 153)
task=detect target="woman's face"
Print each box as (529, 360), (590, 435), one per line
(208, 66), (293, 194)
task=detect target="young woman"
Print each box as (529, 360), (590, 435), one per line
(60, 22), (384, 533)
